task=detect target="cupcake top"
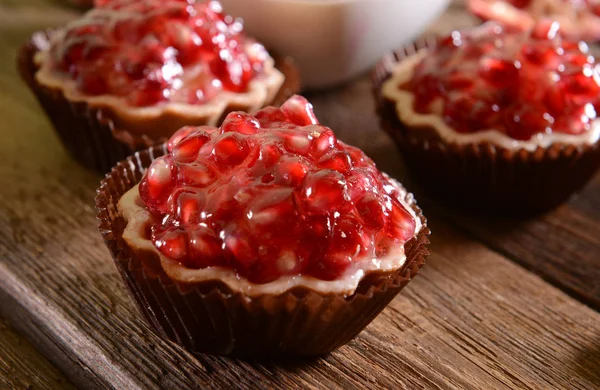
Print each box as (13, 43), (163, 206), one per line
(382, 22), (600, 150)
(119, 96), (421, 296)
(34, 0), (283, 118)
(468, 0), (600, 41)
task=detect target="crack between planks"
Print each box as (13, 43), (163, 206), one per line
(434, 216), (600, 313)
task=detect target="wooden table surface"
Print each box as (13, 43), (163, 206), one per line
(0, 315), (74, 389)
(1, 1), (599, 389)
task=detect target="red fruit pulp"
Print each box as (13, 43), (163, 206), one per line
(139, 96), (417, 284)
(508, 0), (532, 8)
(469, 0), (600, 41)
(49, 0), (268, 107)
(490, 0), (600, 12)
(408, 22), (600, 140)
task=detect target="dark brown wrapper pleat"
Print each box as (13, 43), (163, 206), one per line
(95, 145), (430, 358)
(66, 0), (93, 9)
(372, 39), (600, 214)
(18, 30), (301, 174)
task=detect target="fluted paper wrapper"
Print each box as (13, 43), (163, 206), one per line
(373, 39), (600, 213)
(95, 145), (430, 358)
(18, 31), (301, 173)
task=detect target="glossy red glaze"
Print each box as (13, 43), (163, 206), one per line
(138, 96), (416, 284)
(508, 0), (532, 7)
(468, 0), (600, 41)
(49, 0), (268, 107)
(408, 22), (600, 140)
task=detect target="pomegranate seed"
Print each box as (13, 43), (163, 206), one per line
(544, 86), (565, 114)
(508, 0), (531, 8)
(388, 199), (417, 242)
(530, 21), (560, 40)
(221, 112), (260, 135)
(154, 227), (188, 261)
(280, 95), (319, 125)
(77, 72), (107, 95)
(48, 0), (269, 107)
(177, 162), (218, 187)
(409, 21), (600, 141)
(505, 107), (551, 140)
(275, 157), (309, 186)
(304, 215), (332, 239)
(346, 168), (375, 201)
(223, 229), (257, 268)
(562, 71), (600, 98)
(356, 194), (387, 230)
(472, 0), (600, 41)
(444, 96), (477, 132)
(344, 145), (372, 166)
(187, 226), (222, 268)
(257, 143), (282, 168)
(479, 58), (520, 87)
(139, 96), (417, 282)
(211, 133), (249, 166)
(520, 43), (558, 67)
(172, 134), (208, 162)
(310, 129), (337, 158)
(310, 253), (352, 281)
(171, 188), (206, 224)
(283, 131), (312, 155)
(301, 170), (349, 214)
(330, 217), (370, 257)
(245, 188), (295, 231)
(127, 85), (166, 107)
(254, 107), (288, 126)
(444, 73), (475, 90)
(319, 151), (353, 173)
(168, 126), (202, 151)
(139, 156), (176, 214)
(555, 104), (595, 134)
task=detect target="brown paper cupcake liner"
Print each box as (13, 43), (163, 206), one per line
(66, 0), (93, 8)
(372, 39), (600, 214)
(95, 145), (430, 358)
(18, 30), (301, 173)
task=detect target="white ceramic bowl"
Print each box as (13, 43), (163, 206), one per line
(220, 0), (451, 89)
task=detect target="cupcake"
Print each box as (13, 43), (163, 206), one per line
(468, 0), (600, 41)
(19, 0), (299, 172)
(96, 95), (430, 357)
(374, 22), (600, 213)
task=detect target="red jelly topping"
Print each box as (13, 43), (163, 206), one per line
(138, 96), (416, 284)
(507, 0), (532, 7)
(408, 22), (600, 140)
(491, 0), (600, 14)
(469, 0), (600, 40)
(49, 0), (268, 107)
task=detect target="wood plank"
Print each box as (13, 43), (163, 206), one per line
(0, 316), (75, 390)
(2, 187), (600, 389)
(426, 192), (600, 312)
(0, 1), (599, 389)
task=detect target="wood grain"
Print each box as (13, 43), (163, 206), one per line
(426, 195), (600, 312)
(0, 316), (74, 390)
(0, 1), (599, 389)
